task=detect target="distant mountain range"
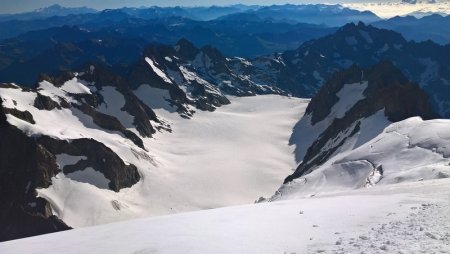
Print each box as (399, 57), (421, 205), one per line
(0, 4), (97, 22)
(0, 4), (260, 22)
(0, 4), (448, 61)
(373, 14), (450, 45)
(1, 22), (449, 118)
(0, 14), (336, 61)
(0, 4), (375, 41)
(241, 22), (450, 117)
(218, 4), (381, 26)
(0, 22), (335, 85)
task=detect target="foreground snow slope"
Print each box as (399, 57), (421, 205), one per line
(2, 178), (449, 254)
(38, 95), (308, 227)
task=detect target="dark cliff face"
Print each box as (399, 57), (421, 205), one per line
(175, 38), (200, 61)
(0, 101), (71, 241)
(285, 61), (438, 183)
(37, 137), (140, 192)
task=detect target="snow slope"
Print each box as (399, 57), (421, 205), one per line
(36, 94), (309, 227)
(290, 81), (371, 163)
(145, 57), (173, 84)
(2, 178), (449, 254)
(275, 117), (450, 201)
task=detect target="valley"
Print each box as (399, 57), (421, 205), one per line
(37, 94), (309, 227)
(0, 1), (449, 252)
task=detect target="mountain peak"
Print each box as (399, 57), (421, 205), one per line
(340, 21), (370, 32)
(286, 61), (438, 183)
(312, 21), (408, 51)
(174, 38), (200, 60)
(175, 38), (196, 50)
(34, 4), (96, 14)
(40, 4), (64, 10)
(307, 60), (435, 124)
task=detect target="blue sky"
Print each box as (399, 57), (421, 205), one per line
(0, 0), (353, 14)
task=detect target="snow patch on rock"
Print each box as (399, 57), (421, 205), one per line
(145, 57), (173, 84)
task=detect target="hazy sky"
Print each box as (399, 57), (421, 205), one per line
(0, 0), (356, 14)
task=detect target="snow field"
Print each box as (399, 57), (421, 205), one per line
(2, 178), (449, 254)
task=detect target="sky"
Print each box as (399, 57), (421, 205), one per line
(1, 0), (447, 15)
(0, 0), (353, 14)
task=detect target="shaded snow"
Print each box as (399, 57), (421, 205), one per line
(333, 81), (367, 119)
(65, 168), (110, 189)
(97, 86), (135, 129)
(290, 82), (368, 162)
(55, 154), (87, 169)
(353, 109), (391, 148)
(134, 85), (177, 112)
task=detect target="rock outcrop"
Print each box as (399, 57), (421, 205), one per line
(0, 100), (71, 242)
(285, 61), (438, 183)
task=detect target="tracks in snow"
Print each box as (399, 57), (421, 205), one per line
(311, 198), (450, 254)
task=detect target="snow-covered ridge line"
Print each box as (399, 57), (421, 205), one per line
(129, 40), (289, 118)
(278, 61), (441, 201)
(276, 116), (450, 201)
